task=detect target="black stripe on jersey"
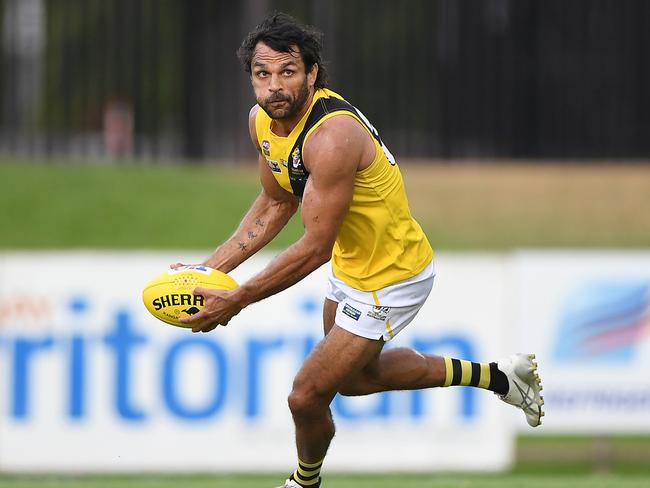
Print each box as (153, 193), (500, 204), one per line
(287, 96), (380, 198)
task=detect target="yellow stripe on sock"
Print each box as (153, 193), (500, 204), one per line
(295, 457), (323, 486)
(297, 466), (320, 478)
(443, 357), (454, 387)
(298, 458), (323, 469)
(460, 360), (472, 385)
(478, 362), (491, 389)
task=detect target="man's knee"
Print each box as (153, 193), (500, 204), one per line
(288, 378), (331, 418)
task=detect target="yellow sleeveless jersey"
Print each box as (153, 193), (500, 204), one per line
(255, 88), (433, 291)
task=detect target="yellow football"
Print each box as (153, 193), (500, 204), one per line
(142, 265), (238, 327)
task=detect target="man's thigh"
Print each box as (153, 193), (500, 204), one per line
(323, 298), (337, 336)
(296, 323), (384, 398)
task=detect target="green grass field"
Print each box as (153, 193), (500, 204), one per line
(1, 160), (649, 249)
(0, 472), (649, 488)
(2, 435), (649, 487)
(0, 160), (302, 249)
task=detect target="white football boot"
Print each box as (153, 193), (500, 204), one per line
(496, 353), (544, 427)
(275, 479), (308, 488)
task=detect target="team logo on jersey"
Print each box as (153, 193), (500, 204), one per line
(367, 305), (390, 321)
(291, 147), (301, 168)
(262, 140), (271, 156)
(266, 159), (281, 173)
(342, 303), (362, 321)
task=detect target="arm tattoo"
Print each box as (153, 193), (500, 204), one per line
(238, 242), (248, 252)
(247, 231), (257, 240)
(255, 218), (265, 228)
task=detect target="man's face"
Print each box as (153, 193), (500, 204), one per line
(250, 42), (317, 120)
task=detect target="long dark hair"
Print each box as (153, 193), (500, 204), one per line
(237, 13), (329, 89)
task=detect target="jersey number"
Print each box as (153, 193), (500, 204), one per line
(353, 107), (397, 166)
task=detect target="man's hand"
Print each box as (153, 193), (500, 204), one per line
(179, 287), (247, 333)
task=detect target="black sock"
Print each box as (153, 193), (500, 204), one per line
(488, 362), (509, 395)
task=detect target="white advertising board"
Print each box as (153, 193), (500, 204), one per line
(514, 251), (650, 433)
(0, 252), (514, 472)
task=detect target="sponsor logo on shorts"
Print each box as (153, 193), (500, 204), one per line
(367, 305), (390, 321)
(266, 159), (281, 173)
(342, 303), (362, 321)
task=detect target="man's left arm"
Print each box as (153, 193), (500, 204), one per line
(183, 116), (365, 332)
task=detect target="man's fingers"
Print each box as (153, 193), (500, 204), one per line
(170, 262), (186, 269)
(180, 308), (207, 324)
(185, 288), (228, 332)
(179, 289), (211, 325)
(191, 320), (219, 333)
(203, 323), (219, 333)
(193, 287), (212, 297)
(189, 315), (210, 332)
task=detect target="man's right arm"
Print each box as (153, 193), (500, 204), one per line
(201, 106), (299, 273)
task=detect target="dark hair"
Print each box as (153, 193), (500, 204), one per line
(237, 13), (328, 89)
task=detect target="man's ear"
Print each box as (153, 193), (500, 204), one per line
(308, 64), (319, 88)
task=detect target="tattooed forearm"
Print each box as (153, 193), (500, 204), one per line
(236, 224), (260, 254)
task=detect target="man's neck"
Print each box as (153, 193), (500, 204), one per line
(271, 89), (316, 137)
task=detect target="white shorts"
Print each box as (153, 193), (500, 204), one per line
(326, 261), (435, 341)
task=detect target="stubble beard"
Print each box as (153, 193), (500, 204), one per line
(259, 79), (310, 120)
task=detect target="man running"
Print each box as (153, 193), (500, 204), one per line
(178, 13), (543, 488)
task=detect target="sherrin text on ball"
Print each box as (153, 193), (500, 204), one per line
(142, 265), (238, 327)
